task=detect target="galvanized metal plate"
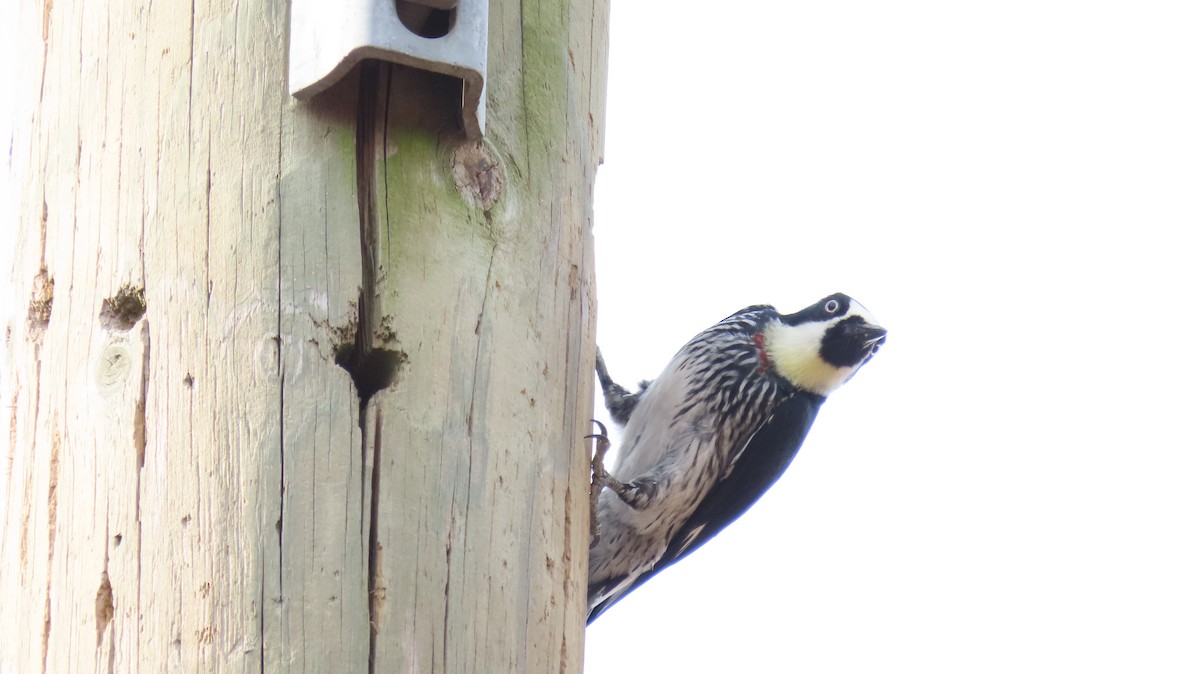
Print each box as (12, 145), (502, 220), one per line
(289, 0), (487, 138)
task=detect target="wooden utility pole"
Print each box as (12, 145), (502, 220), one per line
(0, 0), (606, 671)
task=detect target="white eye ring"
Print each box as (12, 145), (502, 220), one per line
(824, 299), (839, 314)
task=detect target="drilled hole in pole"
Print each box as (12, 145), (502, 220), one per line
(336, 344), (407, 407)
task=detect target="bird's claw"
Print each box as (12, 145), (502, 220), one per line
(585, 419), (609, 444)
(587, 419), (612, 546)
(587, 419), (657, 512)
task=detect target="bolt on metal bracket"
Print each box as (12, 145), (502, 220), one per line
(289, 0), (488, 138)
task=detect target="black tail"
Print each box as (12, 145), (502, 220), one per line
(595, 349), (648, 427)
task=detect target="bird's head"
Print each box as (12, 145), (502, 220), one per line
(762, 293), (886, 397)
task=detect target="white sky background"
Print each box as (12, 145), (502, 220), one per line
(2, 2), (1197, 671)
(586, 1), (1200, 672)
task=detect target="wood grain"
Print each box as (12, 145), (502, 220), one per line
(0, 0), (606, 670)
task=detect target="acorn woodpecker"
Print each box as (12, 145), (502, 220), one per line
(587, 293), (886, 623)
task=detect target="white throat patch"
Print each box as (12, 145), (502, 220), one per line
(762, 301), (879, 396)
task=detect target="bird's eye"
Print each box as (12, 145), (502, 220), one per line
(824, 299), (839, 314)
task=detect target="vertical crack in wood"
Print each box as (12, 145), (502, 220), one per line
(442, 526), (453, 670)
(272, 354), (285, 674)
(466, 244), (497, 439)
(134, 321), (149, 469)
(268, 95), (287, 674)
(368, 408), (384, 674)
(133, 320), (149, 664)
(354, 60), (384, 674)
(258, 566), (267, 674)
(41, 430), (61, 674)
(340, 64), (404, 413)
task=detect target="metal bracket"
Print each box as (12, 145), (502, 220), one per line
(289, 0), (488, 138)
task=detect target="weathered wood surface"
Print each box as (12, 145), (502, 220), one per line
(0, 0), (606, 671)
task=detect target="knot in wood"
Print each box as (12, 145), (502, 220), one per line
(451, 140), (503, 211)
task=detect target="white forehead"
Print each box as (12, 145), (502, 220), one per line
(845, 298), (878, 326)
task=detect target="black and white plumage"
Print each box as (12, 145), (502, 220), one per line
(587, 293), (886, 623)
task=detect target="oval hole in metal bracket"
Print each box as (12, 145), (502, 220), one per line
(395, 0), (456, 39)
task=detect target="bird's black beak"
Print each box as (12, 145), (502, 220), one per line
(857, 324), (887, 354)
(859, 324), (887, 343)
(820, 316), (887, 368)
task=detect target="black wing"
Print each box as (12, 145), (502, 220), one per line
(587, 391), (824, 623)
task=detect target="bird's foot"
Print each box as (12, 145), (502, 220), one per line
(586, 420), (610, 546)
(587, 420), (657, 511)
